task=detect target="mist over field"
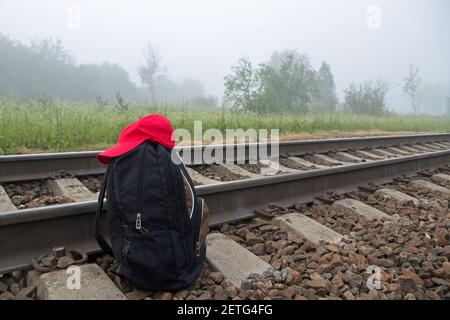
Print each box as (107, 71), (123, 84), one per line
(0, 0), (449, 114)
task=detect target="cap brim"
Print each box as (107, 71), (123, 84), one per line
(97, 140), (144, 164)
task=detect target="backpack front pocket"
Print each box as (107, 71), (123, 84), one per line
(123, 229), (184, 291)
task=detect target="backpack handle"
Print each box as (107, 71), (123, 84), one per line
(94, 165), (114, 256)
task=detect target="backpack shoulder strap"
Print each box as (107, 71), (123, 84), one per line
(94, 165), (114, 256)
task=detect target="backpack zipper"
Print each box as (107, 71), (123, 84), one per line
(135, 147), (149, 234)
(135, 212), (148, 233)
(195, 241), (200, 257)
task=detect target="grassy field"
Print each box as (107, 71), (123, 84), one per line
(1, 99), (449, 155)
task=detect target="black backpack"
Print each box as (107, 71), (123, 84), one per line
(95, 141), (208, 292)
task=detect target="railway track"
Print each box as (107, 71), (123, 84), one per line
(1, 133), (450, 182)
(0, 133), (450, 300)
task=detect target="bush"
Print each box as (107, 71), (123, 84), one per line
(344, 80), (389, 116)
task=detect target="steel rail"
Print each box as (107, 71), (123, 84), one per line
(1, 133), (449, 182)
(1, 149), (450, 273)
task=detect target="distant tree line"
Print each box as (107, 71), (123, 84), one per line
(2, 33), (446, 116)
(223, 50), (338, 114)
(0, 34), (216, 107)
(223, 50), (393, 115)
(223, 52), (450, 116)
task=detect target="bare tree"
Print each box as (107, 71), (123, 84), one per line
(138, 43), (161, 105)
(402, 64), (422, 114)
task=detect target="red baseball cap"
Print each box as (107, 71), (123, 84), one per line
(97, 114), (175, 164)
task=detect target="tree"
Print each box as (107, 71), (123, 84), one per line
(76, 63), (137, 102)
(0, 34), (214, 105)
(263, 50), (316, 112)
(223, 57), (263, 112)
(310, 61), (338, 112)
(402, 64), (422, 114)
(344, 80), (389, 115)
(0, 34), (139, 102)
(30, 37), (74, 65)
(138, 43), (161, 105)
(262, 50), (316, 113)
(224, 51), (328, 114)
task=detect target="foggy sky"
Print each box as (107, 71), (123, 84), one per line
(1, 0), (449, 113)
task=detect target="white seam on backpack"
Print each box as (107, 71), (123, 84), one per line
(180, 168), (195, 219)
(200, 198), (204, 219)
(174, 151), (196, 219)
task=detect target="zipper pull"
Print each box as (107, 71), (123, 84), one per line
(136, 213), (142, 230)
(195, 241), (200, 257)
(135, 213), (148, 233)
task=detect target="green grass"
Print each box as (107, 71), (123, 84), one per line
(0, 99), (449, 155)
